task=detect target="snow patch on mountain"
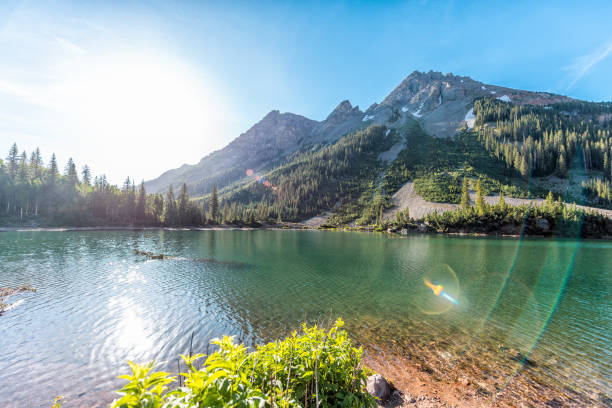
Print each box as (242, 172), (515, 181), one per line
(497, 95), (512, 102)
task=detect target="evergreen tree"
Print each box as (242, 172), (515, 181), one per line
(519, 156), (529, 178)
(221, 201), (229, 224)
(18, 151), (28, 182)
(461, 176), (471, 210)
(498, 191), (507, 211)
(48, 154), (59, 183)
(210, 184), (219, 223)
(475, 178), (485, 216)
(164, 185), (177, 225)
(177, 183), (190, 225)
(64, 157), (78, 184)
(30, 148), (43, 179)
(82, 165), (92, 186)
(6, 143), (19, 179)
(152, 194), (164, 224)
(201, 202), (208, 225)
(545, 190), (555, 211)
(137, 181), (146, 223)
(558, 154), (567, 176)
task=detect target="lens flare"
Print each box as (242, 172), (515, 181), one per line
(418, 263), (460, 315)
(246, 169), (254, 177)
(424, 278), (459, 305)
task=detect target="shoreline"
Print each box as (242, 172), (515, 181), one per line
(1, 223), (611, 241)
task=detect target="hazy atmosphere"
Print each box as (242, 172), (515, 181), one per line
(1, 2), (612, 407)
(1, 0), (612, 183)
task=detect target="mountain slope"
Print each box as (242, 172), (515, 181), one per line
(145, 70), (607, 226)
(362, 70), (574, 138)
(145, 101), (368, 196)
(146, 71), (573, 197)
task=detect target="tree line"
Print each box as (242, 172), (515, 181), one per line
(0, 143), (265, 227)
(473, 98), (612, 187)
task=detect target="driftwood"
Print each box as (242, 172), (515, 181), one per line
(0, 285), (36, 315)
(132, 250), (248, 268)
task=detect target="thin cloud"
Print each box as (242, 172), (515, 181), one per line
(564, 40), (612, 89)
(0, 79), (54, 108)
(54, 36), (86, 55)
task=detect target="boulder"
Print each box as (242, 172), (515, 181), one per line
(418, 223), (429, 233)
(366, 374), (391, 402)
(536, 218), (550, 232)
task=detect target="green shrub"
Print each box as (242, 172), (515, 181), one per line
(112, 319), (375, 408)
(414, 173), (462, 203)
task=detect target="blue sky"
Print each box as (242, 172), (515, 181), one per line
(1, 0), (611, 183)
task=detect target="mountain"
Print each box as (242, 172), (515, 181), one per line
(145, 71), (573, 197)
(370, 70), (574, 137)
(144, 101), (366, 196)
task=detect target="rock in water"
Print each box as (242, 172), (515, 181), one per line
(366, 374), (391, 402)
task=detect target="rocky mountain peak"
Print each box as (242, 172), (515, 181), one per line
(145, 70), (578, 195)
(325, 100), (361, 121)
(333, 99), (354, 113)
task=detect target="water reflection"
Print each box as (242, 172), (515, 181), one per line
(107, 296), (154, 360)
(0, 230), (609, 407)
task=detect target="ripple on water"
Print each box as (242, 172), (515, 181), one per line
(0, 230), (610, 407)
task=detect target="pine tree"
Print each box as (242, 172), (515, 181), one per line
(6, 143), (19, 179)
(519, 156), (529, 178)
(18, 151), (28, 182)
(201, 202), (208, 225)
(164, 185), (177, 225)
(30, 148), (43, 179)
(81, 165), (92, 185)
(545, 190), (555, 211)
(152, 194), (164, 224)
(498, 191), (506, 211)
(475, 178), (485, 216)
(64, 158), (78, 184)
(177, 183), (189, 225)
(222, 201), (230, 224)
(461, 176), (471, 210)
(558, 154), (567, 176)
(137, 181), (146, 223)
(210, 184), (219, 223)
(48, 154), (59, 183)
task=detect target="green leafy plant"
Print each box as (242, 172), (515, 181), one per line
(112, 319), (375, 408)
(112, 361), (174, 408)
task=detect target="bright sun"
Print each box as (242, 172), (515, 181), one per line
(51, 50), (225, 183)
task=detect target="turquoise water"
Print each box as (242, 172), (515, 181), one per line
(0, 230), (610, 406)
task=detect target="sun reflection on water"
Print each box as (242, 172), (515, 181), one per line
(107, 296), (154, 360)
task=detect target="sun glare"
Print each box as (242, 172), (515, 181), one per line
(51, 51), (224, 181)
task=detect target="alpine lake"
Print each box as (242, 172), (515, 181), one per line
(0, 229), (610, 407)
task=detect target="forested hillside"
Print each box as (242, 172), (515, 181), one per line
(473, 99), (612, 205)
(3, 72), (612, 231)
(218, 125), (395, 223)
